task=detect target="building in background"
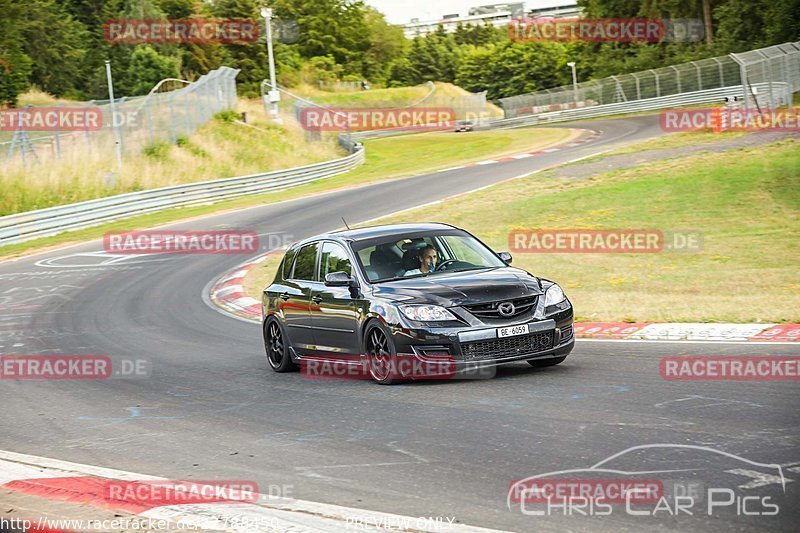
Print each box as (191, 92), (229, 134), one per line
(403, 2), (581, 39)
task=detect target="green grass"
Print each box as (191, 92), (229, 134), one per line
(341, 140), (799, 323)
(341, 127), (570, 182)
(311, 85), (431, 105)
(598, 130), (747, 157)
(0, 125), (569, 259)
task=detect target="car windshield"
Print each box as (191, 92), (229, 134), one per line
(352, 232), (506, 282)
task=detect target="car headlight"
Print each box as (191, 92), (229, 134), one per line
(399, 304), (457, 322)
(544, 284), (566, 306)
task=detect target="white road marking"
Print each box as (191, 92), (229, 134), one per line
(0, 449), (506, 533)
(726, 468), (792, 490)
(653, 395), (765, 409)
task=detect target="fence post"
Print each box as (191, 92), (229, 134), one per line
(757, 52), (777, 110)
(632, 73), (641, 100)
(783, 52), (793, 110)
(692, 61), (702, 90)
(712, 57), (725, 87)
(670, 66), (681, 94)
(117, 97), (127, 154)
(54, 103), (62, 160)
(729, 52), (752, 113)
(649, 70), (660, 97)
(168, 94), (177, 143)
(145, 101), (154, 145)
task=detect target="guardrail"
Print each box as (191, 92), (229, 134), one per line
(489, 85), (775, 129)
(0, 147), (364, 246)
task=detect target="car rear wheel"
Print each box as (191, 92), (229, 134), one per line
(264, 318), (296, 372)
(527, 356), (567, 368)
(364, 322), (403, 385)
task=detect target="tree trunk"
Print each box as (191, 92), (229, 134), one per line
(702, 0), (713, 46)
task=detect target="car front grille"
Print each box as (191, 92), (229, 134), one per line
(461, 331), (554, 361)
(463, 296), (538, 320)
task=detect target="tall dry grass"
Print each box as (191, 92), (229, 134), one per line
(0, 98), (343, 215)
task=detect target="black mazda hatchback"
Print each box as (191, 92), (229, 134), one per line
(262, 223), (574, 384)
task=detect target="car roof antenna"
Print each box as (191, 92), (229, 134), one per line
(342, 217), (351, 230)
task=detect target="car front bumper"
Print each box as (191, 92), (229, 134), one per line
(388, 308), (575, 377)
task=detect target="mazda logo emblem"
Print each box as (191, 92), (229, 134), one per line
(497, 302), (515, 317)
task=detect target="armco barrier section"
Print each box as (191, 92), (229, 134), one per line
(0, 148), (364, 246)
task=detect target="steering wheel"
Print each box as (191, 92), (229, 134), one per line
(434, 259), (457, 272)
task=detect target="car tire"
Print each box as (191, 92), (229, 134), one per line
(264, 317), (297, 372)
(363, 321), (404, 385)
(527, 356), (567, 368)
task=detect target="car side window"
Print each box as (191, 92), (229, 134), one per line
(320, 242), (352, 279)
(291, 243), (319, 281)
(281, 248), (298, 280)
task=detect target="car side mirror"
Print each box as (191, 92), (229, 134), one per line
(325, 271), (355, 287)
(498, 251), (513, 264)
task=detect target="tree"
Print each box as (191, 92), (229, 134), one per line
(127, 45), (181, 94)
(362, 7), (408, 84)
(0, 0), (32, 106)
(456, 42), (569, 100)
(270, 0), (371, 71)
(18, 0), (89, 97)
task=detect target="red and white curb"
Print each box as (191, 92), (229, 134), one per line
(0, 450), (504, 533)
(574, 322), (800, 342)
(209, 261), (799, 342)
(436, 129), (602, 173)
(208, 254), (277, 321)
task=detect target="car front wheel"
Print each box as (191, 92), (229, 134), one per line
(364, 322), (403, 385)
(264, 317), (297, 372)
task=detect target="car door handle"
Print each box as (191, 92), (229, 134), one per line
(311, 295), (323, 304)
(280, 292), (291, 301)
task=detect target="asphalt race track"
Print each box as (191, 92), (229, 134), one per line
(1, 116), (798, 532)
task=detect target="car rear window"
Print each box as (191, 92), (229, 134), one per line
(281, 248), (297, 280)
(292, 243), (318, 281)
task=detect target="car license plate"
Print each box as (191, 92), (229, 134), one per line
(497, 324), (529, 338)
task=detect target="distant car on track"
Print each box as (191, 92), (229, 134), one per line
(262, 223), (574, 384)
(454, 120), (474, 132)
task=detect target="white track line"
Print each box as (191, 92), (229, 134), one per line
(0, 450), (507, 533)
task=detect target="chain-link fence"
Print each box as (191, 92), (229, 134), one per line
(499, 42), (800, 119)
(731, 42), (800, 112)
(1, 66), (239, 166)
(290, 81), (493, 148)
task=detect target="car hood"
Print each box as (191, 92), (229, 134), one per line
(371, 268), (542, 306)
